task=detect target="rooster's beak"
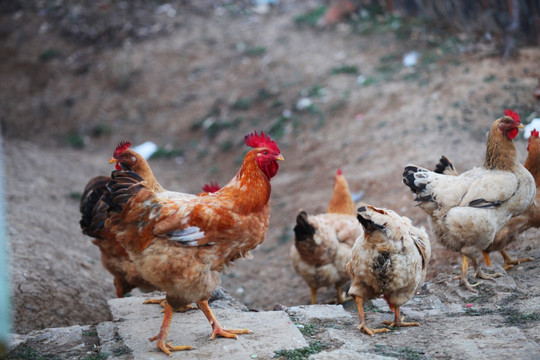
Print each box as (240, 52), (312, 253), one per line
(109, 157), (117, 164)
(277, 154), (284, 161)
(518, 123), (525, 129)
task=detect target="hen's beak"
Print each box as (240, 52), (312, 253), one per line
(277, 154), (284, 161)
(109, 157), (118, 164)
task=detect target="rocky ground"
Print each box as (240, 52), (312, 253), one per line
(1, 0), (540, 358)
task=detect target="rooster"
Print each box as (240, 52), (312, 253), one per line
(403, 110), (536, 292)
(347, 204), (431, 336)
(80, 141), (162, 297)
(291, 170), (361, 305)
(104, 131), (283, 355)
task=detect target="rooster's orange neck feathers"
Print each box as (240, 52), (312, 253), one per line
(221, 149), (272, 214)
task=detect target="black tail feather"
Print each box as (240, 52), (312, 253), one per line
(402, 165), (426, 194)
(79, 176), (110, 238)
(433, 156), (456, 175)
(103, 171), (146, 212)
(293, 211), (315, 242)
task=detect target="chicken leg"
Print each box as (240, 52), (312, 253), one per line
(353, 296), (389, 336)
(454, 254), (480, 293)
(500, 250), (533, 270)
(197, 300), (251, 340)
(336, 285), (352, 304)
(148, 302), (193, 356)
(310, 287), (317, 305)
(381, 306), (419, 328)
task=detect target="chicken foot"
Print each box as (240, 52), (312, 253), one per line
(500, 250), (533, 270)
(453, 254), (480, 293)
(471, 257), (503, 280)
(143, 298), (197, 313)
(381, 307), (419, 328)
(148, 302), (193, 356)
(353, 296), (389, 336)
(197, 300), (251, 340)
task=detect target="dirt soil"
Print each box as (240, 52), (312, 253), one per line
(2, 0), (539, 338)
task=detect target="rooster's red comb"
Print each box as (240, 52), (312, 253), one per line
(114, 140), (132, 157)
(504, 109), (520, 123)
(244, 131), (280, 153)
(337, 169), (342, 175)
(202, 182), (221, 193)
(531, 129), (539, 138)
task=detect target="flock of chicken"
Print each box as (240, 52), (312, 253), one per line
(80, 110), (538, 355)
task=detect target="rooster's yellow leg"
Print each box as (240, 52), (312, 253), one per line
(453, 254), (480, 292)
(382, 306), (419, 327)
(148, 302), (193, 355)
(471, 257), (503, 280)
(310, 287), (317, 305)
(197, 300), (251, 340)
(335, 285), (352, 304)
(500, 250), (533, 270)
(353, 295), (389, 336)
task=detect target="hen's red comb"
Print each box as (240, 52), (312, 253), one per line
(337, 169), (342, 175)
(114, 140), (132, 157)
(202, 182), (221, 193)
(504, 109), (520, 123)
(244, 131), (280, 153)
(531, 129), (539, 138)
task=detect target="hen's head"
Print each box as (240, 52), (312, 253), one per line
(498, 109), (523, 140)
(244, 131), (284, 179)
(528, 129), (540, 151)
(109, 141), (142, 171)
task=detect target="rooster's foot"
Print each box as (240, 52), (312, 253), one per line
(357, 323), (389, 336)
(382, 320), (419, 327)
(150, 302), (194, 356)
(211, 327), (251, 340)
(154, 339), (193, 356)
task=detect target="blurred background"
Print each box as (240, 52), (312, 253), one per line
(1, 0), (539, 341)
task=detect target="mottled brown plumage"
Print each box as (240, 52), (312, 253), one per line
(291, 169), (360, 304)
(347, 204), (431, 336)
(290, 212), (362, 304)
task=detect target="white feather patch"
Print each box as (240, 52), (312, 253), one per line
(168, 226), (206, 245)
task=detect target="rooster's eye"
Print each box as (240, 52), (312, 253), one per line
(263, 151), (268, 155)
